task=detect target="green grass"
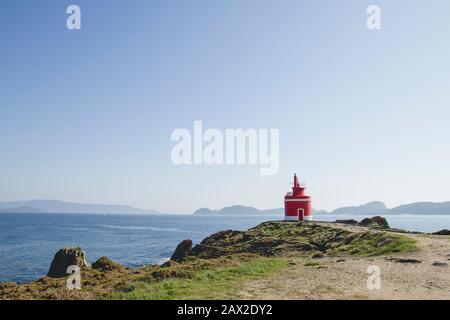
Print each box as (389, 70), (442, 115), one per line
(331, 233), (416, 257)
(107, 258), (288, 300)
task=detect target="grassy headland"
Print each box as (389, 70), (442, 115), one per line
(0, 220), (418, 300)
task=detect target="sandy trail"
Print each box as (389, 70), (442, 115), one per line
(237, 222), (450, 300)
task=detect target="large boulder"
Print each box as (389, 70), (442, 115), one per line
(170, 239), (193, 262)
(47, 247), (90, 278)
(358, 216), (390, 229)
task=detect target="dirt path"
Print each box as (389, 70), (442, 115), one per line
(237, 223), (450, 300)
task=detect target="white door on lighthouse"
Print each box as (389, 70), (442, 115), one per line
(297, 208), (304, 221)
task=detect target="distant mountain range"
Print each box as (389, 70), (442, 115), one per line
(193, 201), (450, 216)
(193, 205), (325, 216)
(0, 200), (158, 215)
(2, 200), (450, 216)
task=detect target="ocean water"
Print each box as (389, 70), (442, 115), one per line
(1, 213), (450, 283)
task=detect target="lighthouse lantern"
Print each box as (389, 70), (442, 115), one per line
(284, 174), (312, 221)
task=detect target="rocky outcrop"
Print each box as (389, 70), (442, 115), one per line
(190, 221), (410, 259)
(358, 216), (390, 229)
(92, 256), (124, 272)
(47, 247), (90, 278)
(433, 229), (450, 236)
(170, 240), (193, 262)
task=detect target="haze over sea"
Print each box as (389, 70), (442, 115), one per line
(1, 213), (450, 283)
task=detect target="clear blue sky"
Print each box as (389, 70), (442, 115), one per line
(1, 0), (450, 213)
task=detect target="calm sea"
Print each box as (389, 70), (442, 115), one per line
(1, 213), (450, 283)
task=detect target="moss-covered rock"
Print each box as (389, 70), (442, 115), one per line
(92, 256), (125, 272)
(191, 221), (413, 259)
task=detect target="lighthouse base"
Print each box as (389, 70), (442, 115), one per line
(284, 215), (313, 222)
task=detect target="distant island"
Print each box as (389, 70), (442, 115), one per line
(193, 201), (450, 216)
(0, 200), (159, 215)
(327, 201), (450, 215)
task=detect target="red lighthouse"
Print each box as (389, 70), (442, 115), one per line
(284, 174), (312, 221)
